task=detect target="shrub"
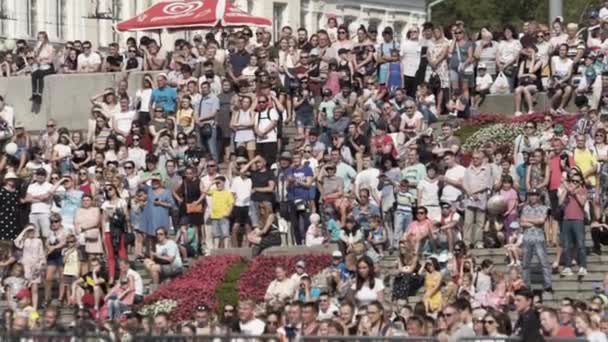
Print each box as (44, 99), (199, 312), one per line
(143, 255), (243, 321)
(238, 254), (332, 302)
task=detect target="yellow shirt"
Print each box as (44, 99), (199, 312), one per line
(574, 148), (597, 186)
(209, 189), (234, 219)
(176, 108), (194, 128)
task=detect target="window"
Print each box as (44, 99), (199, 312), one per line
(55, 0), (66, 40)
(26, 0), (37, 37)
(272, 3), (286, 40)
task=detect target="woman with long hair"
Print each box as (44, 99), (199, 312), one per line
(30, 31), (55, 104)
(334, 24), (353, 50)
(482, 310), (509, 337)
(514, 46), (542, 116)
(100, 183), (129, 285)
(525, 148), (550, 201)
(74, 194), (103, 261)
(448, 26), (474, 99)
(496, 25), (522, 91)
(90, 88), (120, 120)
(549, 43), (574, 114)
(352, 255), (384, 306)
(247, 201), (281, 256)
(574, 312), (607, 342)
(135, 74), (154, 126)
(173, 166), (205, 253)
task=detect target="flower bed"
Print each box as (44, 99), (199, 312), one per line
(143, 255), (243, 321)
(238, 254), (332, 302)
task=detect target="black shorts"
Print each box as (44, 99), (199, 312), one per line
(232, 206), (250, 225)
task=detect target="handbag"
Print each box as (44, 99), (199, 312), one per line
(455, 43), (474, 75)
(200, 123), (214, 138)
(429, 72), (441, 91)
(185, 181), (203, 214)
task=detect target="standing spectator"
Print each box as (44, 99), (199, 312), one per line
(254, 95), (280, 165)
(558, 170), (588, 277)
(197, 82), (220, 161)
(520, 188), (552, 292)
(15, 224), (45, 310)
(25, 168), (53, 238)
(377, 27), (400, 87)
(462, 151), (493, 248)
(400, 27), (422, 97)
(0, 171), (20, 240)
(207, 176), (234, 249)
(475, 28), (498, 78)
(449, 26), (475, 99)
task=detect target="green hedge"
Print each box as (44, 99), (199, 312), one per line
(215, 260), (248, 318)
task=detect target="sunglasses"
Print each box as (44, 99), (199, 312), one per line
(258, 101), (267, 104)
(95, 170), (103, 174)
(525, 125), (535, 129)
(207, 164), (217, 168)
(484, 320), (496, 325)
(133, 138), (140, 142)
(304, 150), (312, 153)
(589, 308), (601, 313)
(416, 211), (426, 215)
(339, 31), (346, 34)
(128, 49), (137, 53)
(51, 220), (60, 223)
(79, 172), (87, 176)
(454, 31), (464, 34)
(125, 166), (133, 169)
(443, 313), (454, 317)
(267, 321), (279, 326)
(47, 124), (55, 127)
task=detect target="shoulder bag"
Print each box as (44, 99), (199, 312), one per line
(185, 181), (203, 214)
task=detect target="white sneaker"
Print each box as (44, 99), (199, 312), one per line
(514, 260), (521, 266)
(507, 261), (515, 267)
(561, 267), (574, 277)
(578, 267), (587, 276)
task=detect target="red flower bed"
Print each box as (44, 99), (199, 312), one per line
(144, 255), (243, 321)
(238, 254), (332, 302)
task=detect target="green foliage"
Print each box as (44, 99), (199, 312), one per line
(455, 124), (485, 144)
(215, 260), (248, 318)
(461, 123), (523, 152)
(431, 0), (602, 34)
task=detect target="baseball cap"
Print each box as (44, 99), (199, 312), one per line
(236, 156), (248, 164)
(527, 188), (541, 196)
(477, 63), (487, 70)
(332, 251), (343, 258)
(382, 27), (393, 35)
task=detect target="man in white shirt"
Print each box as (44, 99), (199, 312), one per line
(112, 97), (136, 140)
(439, 151), (466, 203)
(354, 155), (380, 204)
(77, 41), (102, 73)
(600, 1), (608, 22)
(238, 299), (265, 335)
(25, 168), (53, 238)
(317, 292), (339, 320)
(230, 157), (252, 246)
(254, 95), (279, 165)
(119, 259), (144, 303)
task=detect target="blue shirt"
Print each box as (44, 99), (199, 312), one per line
(151, 86), (177, 113)
(287, 165), (313, 201)
(351, 203), (381, 232)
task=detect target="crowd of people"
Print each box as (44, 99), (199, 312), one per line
(3, 4), (608, 341)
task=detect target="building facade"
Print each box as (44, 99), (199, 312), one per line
(0, 0), (426, 47)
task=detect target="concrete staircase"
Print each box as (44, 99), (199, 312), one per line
(377, 229), (607, 309)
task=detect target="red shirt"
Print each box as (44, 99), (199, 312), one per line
(371, 134), (397, 158)
(554, 325), (576, 337)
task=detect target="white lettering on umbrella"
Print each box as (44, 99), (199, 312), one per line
(151, 0), (205, 21)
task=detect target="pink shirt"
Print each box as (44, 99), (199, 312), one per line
(405, 219), (432, 241)
(499, 188), (518, 216)
(563, 188), (587, 220)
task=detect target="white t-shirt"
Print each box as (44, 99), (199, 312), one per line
(155, 240), (182, 269)
(101, 198), (128, 233)
(53, 144), (72, 159)
(400, 111), (424, 131)
(476, 74), (493, 90)
(400, 39), (422, 77)
(114, 110), (136, 134)
(551, 56), (574, 79)
(230, 176), (252, 207)
(27, 182), (53, 213)
(442, 165), (466, 202)
(497, 39), (522, 65)
(77, 52), (102, 71)
(354, 168), (380, 196)
(126, 268), (144, 296)
(254, 108), (279, 143)
(351, 278), (385, 306)
(239, 318), (266, 336)
(25, 161), (52, 176)
(135, 88), (153, 113)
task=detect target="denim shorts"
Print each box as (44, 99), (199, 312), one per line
(211, 218), (230, 238)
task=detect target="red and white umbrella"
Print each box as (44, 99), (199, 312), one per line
(116, 0), (271, 32)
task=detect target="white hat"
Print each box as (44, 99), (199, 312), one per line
(4, 171), (18, 180)
(332, 251), (343, 258)
(477, 63), (487, 70)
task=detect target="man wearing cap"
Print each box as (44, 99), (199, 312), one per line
(377, 27), (400, 87)
(151, 73), (177, 114)
(25, 168), (53, 238)
(520, 188), (552, 292)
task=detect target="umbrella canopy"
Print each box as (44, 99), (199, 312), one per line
(116, 0), (271, 32)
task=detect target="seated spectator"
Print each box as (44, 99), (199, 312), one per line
(143, 227), (183, 287)
(264, 266), (295, 306)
